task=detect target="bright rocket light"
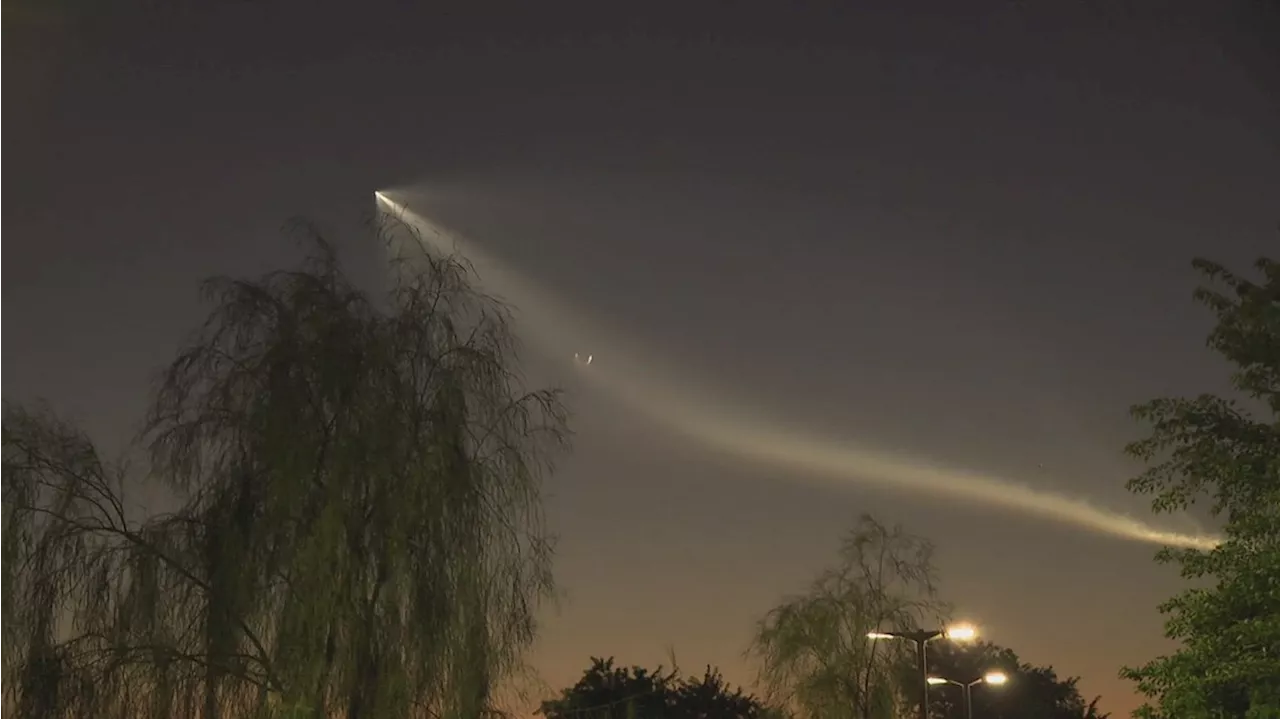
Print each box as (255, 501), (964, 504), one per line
(376, 195), (1223, 552)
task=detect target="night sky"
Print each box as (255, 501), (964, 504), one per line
(7, 1), (1279, 715)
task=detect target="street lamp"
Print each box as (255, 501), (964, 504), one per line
(866, 624), (979, 719)
(927, 671), (1008, 719)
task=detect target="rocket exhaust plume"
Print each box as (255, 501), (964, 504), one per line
(375, 191), (1222, 552)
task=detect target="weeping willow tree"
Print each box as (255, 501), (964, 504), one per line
(2, 407), (129, 719)
(2, 220), (569, 719)
(749, 516), (948, 719)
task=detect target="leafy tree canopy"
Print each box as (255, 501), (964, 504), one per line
(1121, 257), (1280, 719)
(539, 657), (771, 719)
(910, 641), (1108, 719)
(750, 515), (948, 719)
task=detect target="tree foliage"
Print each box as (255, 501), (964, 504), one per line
(672, 666), (775, 719)
(749, 515), (947, 719)
(911, 641), (1109, 719)
(1120, 257), (1280, 719)
(2, 221), (570, 719)
(539, 657), (771, 719)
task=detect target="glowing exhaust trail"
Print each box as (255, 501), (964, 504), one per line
(376, 191), (1222, 552)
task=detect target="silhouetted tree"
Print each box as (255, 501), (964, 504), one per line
(1119, 257), (1280, 719)
(540, 658), (771, 719)
(749, 515), (948, 719)
(902, 641), (1108, 719)
(540, 658), (679, 719)
(673, 666), (769, 719)
(2, 219), (570, 719)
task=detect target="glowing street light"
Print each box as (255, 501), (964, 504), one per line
(865, 624), (978, 643)
(866, 624), (980, 719)
(926, 671), (1009, 719)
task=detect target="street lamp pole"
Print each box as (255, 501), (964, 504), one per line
(920, 639), (931, 719)
(927, 671), (1008, 719)
(908, 630), (940, 719)
(866, 630), (939, 719)
(867, 626), (976, 719)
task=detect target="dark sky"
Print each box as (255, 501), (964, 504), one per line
(7, 1), (1278, 714)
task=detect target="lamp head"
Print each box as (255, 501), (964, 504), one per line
(983, 671), (1008, 686)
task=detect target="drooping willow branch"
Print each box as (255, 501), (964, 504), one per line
(4, 218), (570, 719)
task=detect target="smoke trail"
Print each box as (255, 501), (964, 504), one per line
(376, 192), (1222, 552)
